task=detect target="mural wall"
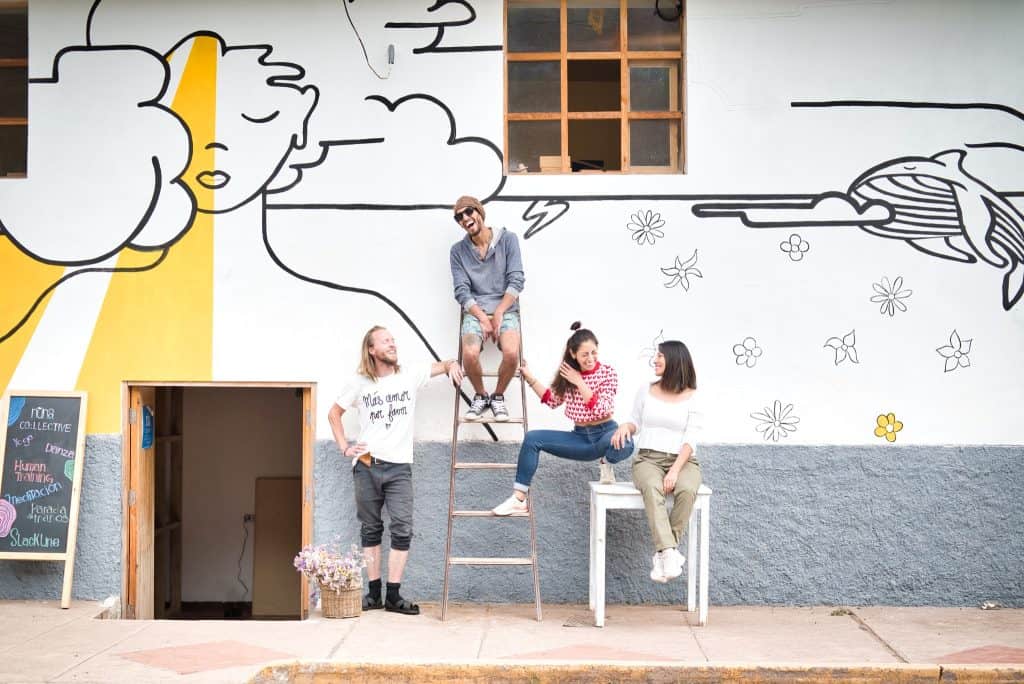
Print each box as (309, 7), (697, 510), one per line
(2, 0), (1023, 449)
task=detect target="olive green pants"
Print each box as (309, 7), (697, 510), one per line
(631, 448), (702, 552)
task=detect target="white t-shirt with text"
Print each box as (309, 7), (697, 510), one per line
(334, 364), (432, 464)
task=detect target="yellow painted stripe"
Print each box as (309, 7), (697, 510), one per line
(0, 241), (65, 395)
(76, 37), (218, 432)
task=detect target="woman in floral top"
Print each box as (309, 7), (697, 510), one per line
(492, 322), (634, 516)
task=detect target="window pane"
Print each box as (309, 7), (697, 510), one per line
(568, 119), (620, 172)
(509, 121), (561, 173)
(0, 66), (26, 118)
(0, 124), (27, 177)
(630, 119), (678, 168)
(508, 61), (560, 113)
(0, 7), (28, 59)
(567, 1), (620, 52)
(629, 62), (678, 111)
(627, 1), (682, 51)
(567, 60), (620, 112)
(508, 2), (560, 53)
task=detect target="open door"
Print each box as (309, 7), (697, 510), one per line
(126, 386), (156, 619)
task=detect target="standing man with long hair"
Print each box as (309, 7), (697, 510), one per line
(449, 195), (526, 422)
(491, 322), (635, 516)
(611, 340), (701, 583)
(328, 326), (462, 615)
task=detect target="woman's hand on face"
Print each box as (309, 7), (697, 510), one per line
(663, 470), (677, 493)
(558, 361), (583, 387)
(610, 425), (631, 450)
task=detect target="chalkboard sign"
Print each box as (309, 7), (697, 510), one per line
(0, 391), (87, 608)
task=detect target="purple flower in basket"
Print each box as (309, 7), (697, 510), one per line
(293, 541), (366, 591)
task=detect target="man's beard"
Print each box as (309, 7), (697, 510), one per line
(373, 354), (398, 369)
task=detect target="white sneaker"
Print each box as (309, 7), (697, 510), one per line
(598, 461), (616, 484)
(465, 394), (489, 421)
(660, 548), (685, 580)
(650, 553), (668, 583)
(492, 493), (528, 516)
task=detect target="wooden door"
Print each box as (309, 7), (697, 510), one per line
(126, 386), (156, 619)
(300, 387), (314, 618)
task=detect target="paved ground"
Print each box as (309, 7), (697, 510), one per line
(0, 600), (1021, 682)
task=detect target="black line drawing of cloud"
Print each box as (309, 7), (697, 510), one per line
(267, 93), (505, 209)
(384, 0), (503, 54)
(691, 192), (894, 228)
(0, 46), (194, 266)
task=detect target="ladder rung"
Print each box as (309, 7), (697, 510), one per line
(480, 371), (522, 378)
(449, 557), (533, 565)
(459, 417), (525, 424)
(453, 462), (516, 470)
(452, 510), (529, 517)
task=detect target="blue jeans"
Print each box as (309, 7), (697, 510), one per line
(513, 420), (634, 492)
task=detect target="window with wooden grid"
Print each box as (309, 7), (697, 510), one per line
(505, 0), (685, 175)
(0, 0), (26, 178)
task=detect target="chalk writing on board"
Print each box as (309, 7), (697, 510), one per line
(44, 443), (74, 458)
(3, 481), (64, 505)
(16, 420), (72, 432)
(12, 435), (34, 447)
(6, 528), (61, 549)
(13, 461), (54, 484)
(26, 504), (68, 525)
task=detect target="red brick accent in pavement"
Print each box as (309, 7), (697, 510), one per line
(935, 645), (1024, 664)
(117, 640), (294, 674)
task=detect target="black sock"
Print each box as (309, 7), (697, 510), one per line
(367, 578), (381, 600)
(386, 582), (402, 604)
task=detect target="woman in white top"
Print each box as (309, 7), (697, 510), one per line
(610, 340), (701, 583)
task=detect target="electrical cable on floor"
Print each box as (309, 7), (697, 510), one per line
(341, 0), (391, 79)
(237, 519), (250, 599)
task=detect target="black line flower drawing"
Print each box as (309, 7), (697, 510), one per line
(627, 209), (665, 246)
(824, 329), (859, 365)
(936, 329), (972, 372)
(661, 250), (702, 290)
(732, 336), (762, 368)
(870, 276), (912, 317)
(780, 233), (810, 261)
(638, 329), (665, 368)
(750, 400), (800, 442)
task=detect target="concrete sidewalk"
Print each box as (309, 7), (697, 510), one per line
(0, 600), (1021, 683)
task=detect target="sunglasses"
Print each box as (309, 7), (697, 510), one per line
(453, 207), (476, 223)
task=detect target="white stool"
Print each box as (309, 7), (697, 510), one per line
(588, 481), (711, 626)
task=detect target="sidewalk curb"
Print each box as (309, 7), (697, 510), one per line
(250, 661), (1024, 683)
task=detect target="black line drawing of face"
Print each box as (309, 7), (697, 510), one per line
(165, 33), (319, 214)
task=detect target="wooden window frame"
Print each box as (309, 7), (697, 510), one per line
(0, 0), (27, 178)
(504, 0), (686, 175)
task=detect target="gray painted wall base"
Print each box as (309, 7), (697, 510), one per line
(2, 436), (1021, 608)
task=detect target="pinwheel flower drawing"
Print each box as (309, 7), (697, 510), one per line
(662, 250), (703, 291)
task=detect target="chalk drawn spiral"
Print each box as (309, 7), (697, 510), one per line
(0, 499), (16, 537)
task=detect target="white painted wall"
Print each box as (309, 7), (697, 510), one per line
(3, 0), (1022, 447)
(181, 387), (302, 602)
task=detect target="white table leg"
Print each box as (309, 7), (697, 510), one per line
(588, 489), (596, 610)
(594, 501), (607, 627)
(699, 496), (710, 626)
(687, 507), (697, 613)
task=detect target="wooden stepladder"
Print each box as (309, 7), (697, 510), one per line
(441, 313), (542, 621)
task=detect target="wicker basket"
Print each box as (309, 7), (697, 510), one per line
(320, 582), (361, 618)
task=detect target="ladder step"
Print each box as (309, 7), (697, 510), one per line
(449, 557), (533, 566)
(452, 510), (529, 517)
(453, 462), (516, 470)
(481, 371), (522, 378)
(459, 417), (525, 424)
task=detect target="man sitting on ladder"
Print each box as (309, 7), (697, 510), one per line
(449, 195), (526, 422)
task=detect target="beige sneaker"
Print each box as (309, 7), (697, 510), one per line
(492, 493), (528, 516)
(660, 548), (685, 580)
(598, 461), (616, 484)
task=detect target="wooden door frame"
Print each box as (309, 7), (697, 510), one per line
(121, 381), (316, 619)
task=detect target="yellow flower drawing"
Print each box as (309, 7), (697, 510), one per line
(874, 413), (903, 442)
